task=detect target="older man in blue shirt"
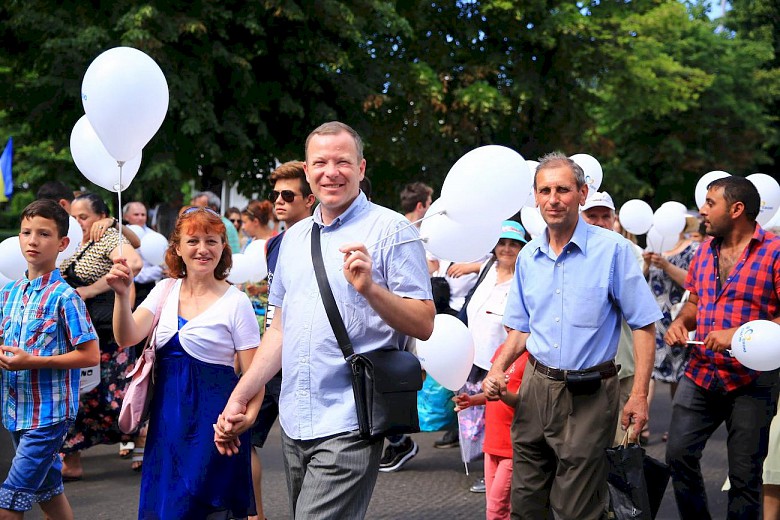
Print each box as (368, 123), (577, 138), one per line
(484, 152), (661, 519)
(215, 121), (434, 519)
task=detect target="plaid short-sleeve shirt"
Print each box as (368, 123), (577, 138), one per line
(685, 226), (780, 392)
(0, 269), (97, 431)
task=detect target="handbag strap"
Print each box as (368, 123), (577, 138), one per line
(142, 278), (177, 351)
(310, 223), (355, 361)
(461, 256), (496, 313)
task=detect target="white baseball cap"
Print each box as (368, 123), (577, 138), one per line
(580, 191), (615, 212)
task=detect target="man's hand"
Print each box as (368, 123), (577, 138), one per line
(704, 328), (737, 353)
(0, 346), (34, 371)
(621, 393), (649, 441)
(340, 242), (373, 294)
(482, 373), (506, 401)
(665, 320), (691, 346)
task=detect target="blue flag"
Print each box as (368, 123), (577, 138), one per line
(0, 137), (12, 201)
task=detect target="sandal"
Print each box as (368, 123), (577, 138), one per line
(119, 441), (135, 459)
(131, 447), (144, 472)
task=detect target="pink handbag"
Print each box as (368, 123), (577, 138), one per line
(118, 279), (176, 434)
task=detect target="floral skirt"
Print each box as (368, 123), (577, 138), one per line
(61, 339), (136, 453)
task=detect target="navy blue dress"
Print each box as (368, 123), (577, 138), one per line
(138, 317), (254, 519)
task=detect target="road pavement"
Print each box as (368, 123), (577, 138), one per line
(3, 381), (728, 519)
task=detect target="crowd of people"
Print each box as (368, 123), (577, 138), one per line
(0, 120), (779, 520)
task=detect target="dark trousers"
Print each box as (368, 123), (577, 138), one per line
(667, 372), (779, 519)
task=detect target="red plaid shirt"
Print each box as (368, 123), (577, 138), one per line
(685, 225), (780, 392)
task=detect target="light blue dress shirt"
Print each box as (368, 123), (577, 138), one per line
(269, 193), (432, 440)
(503, 218), (661, 370)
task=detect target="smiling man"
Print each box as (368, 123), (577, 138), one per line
(216, 121), (434, 519)
(484, 152), (660, 519)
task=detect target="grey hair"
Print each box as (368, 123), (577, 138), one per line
(193, 190), (222, 210)
(534, 151), (586, 189)
(122, 201), (146, 216)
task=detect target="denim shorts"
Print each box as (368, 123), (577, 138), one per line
(0, 419), (72, 512)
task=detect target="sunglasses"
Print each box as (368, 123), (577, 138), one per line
(270, 190), (299, 203)
(182, 206), (220, 217)
(229, 218), (242, 224)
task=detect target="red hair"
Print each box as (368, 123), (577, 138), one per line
(165, 206), (232, 279)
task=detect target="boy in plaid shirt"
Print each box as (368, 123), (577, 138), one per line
(0, 200), (98, 518)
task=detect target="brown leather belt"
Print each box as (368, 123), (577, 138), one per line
(528, 353), (617, 381)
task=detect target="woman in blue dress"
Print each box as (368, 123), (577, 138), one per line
(107, 206), (262, 519)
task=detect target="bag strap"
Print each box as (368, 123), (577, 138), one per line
(310, 223), (355, 361)
(143, 278), (177, 351)
(460, 256), (496, 313)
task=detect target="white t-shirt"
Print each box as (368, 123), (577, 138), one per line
(139, 279), (260, 367)
(466, 262), (510, 370)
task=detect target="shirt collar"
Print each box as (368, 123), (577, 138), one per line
(312, 192), (369, 230)
(23, 268), (63, 291)
(534, 216), (589, 257)
(707, 223), (764, 253)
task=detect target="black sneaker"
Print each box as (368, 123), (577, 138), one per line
(378, 437), (418, 472)
(433, 429), (459, 449)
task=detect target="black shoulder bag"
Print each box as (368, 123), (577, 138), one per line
(311, 224), (423, 440)
(456, 256), (496, 326)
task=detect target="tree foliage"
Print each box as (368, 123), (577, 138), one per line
(0, 0), (776, 213)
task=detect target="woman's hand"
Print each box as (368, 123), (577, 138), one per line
(644, 252), (669, 271)
(106, 258), (134, 296)
(89, 217), (115, 243)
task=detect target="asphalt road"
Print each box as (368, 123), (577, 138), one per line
(2, 381), (728, 519)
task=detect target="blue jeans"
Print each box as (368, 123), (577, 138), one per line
(666, 373), (779, 519)
(0, 420), (72, 512)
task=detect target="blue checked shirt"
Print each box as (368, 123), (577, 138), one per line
(0, 269), (97, 431)
(269, 193), (432, 440)
(503, 218), (662, 370)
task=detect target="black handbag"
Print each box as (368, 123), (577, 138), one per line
(456, 256), (496, 326)
(311, 224), (423, 441)
(606, 430), (670, 520)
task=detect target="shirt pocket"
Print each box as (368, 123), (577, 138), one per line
(563, 285), (608, 329)
(24, 316), (58, 353)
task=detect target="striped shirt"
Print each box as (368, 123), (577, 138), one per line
(685, 225), (780, 392)
(0, 269), (97, 431)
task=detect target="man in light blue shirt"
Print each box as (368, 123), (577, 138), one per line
(484, 152), (661, 519)
(216, 121), (434, 519)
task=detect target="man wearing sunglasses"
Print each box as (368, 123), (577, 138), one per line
(217, 121), (434, 519)
(248, 160), (315, 520)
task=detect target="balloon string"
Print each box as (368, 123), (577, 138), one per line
(362, 209), (445, 252)
(339, 237), (427, 271)
(117, 161), (123, 250)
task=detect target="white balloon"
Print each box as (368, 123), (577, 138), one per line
(421, 199), (501, 262)
(618, 199), (654, 235)
(653, 206), (686, 238)
(57, 217), (84, 265)
(70, 115), (142, 192)
(570, 153), (603, 198)
(227, 253), (253, 284)
(82, 46), (169, 162)
(747, 173), (780, 227)
(659, 201), (689, 216)
(243, 239), (269, 283)
(126, 224), (147, 241)
(695, 171), (730, 209)
(415, 314), (475, 391)
(520, 206), (546, 238)
(731, 320), (780, 371)
(0, 271), (11, 288)
(645, 226), (665, 253)
(0, 237), (27, 280)
(441, 145), (532, 224)
(139, 231), (169, 266)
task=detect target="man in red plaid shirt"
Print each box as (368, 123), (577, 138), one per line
(665, 176), (780, 519)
